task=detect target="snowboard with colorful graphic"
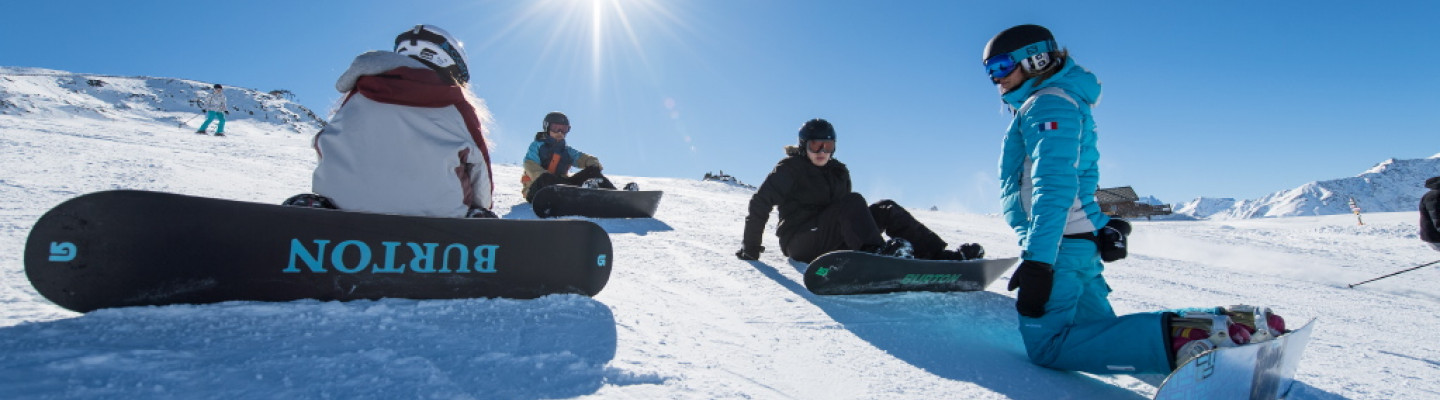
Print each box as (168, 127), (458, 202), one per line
(1153, 318), (1316, 400)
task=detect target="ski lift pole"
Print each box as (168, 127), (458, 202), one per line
(1348, 197), (1364, 226)
(1348, 259), (1440, 288)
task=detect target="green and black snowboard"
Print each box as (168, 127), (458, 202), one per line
(25, 190), (613, 312)
(803, 251), (1017, 295)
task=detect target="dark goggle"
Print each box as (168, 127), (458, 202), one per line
(548, 124), (570, 134)
(806, 139), (836, 154)
(983, 39), (1056, 81)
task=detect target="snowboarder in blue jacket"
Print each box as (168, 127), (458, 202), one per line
(520, 111), (625, 202)
(984, 25), (1286, 374)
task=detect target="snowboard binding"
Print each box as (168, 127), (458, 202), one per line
(1169, 305), (1289, 369)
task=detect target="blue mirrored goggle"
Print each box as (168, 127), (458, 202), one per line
(983, 40), (1056, 81)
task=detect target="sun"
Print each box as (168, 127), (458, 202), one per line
(476, 0), (689, 96)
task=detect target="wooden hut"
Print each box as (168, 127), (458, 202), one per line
(1096, 186), (1172, 220)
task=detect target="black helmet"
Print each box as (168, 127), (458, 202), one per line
(983, 24), (1060, 79)
(543, 111), (570, 131)
(213, 84), (223, 89)
(798, 118), (835, 141)
(984, 25), (1054, 60)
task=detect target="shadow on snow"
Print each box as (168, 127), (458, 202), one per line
(739, 258), (1150, 400)
(0, 296), (626, 399)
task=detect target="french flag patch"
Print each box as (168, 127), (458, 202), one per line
(1039, 121), (1059, 131)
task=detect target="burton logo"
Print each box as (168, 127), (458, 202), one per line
(48, 242), (77, 262)
(901, 274), (961, 284)
(285, 239), (499, 274)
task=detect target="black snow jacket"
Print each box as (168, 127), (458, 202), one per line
(1421, 176), (1440, 244)
(743, 146), (852, 255)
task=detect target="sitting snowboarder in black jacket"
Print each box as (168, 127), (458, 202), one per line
(1422, 176), (1440, 252)
(736, 118), (983, 263)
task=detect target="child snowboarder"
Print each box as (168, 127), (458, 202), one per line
(284, 24), (496, 219)
(196, 84), (227, 136)
(735, 118), (983, 263)
(520, 111), (635, 202)
(982, 24), (1284, 373)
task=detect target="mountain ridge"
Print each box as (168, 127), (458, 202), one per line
(1, 66), (323, 135)
(1173, 155), (1440, 220)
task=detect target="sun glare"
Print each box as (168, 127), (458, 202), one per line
(477, 0), (687, 97)
(591, 0), (603, 87)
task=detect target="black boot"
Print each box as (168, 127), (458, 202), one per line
(282, 193), (337, 209)
(869, 200), (948, 258)
(933, 243), (985, 261)
(877, 238), (914, 258)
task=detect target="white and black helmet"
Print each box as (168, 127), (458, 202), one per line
(394, 24), (470, 84)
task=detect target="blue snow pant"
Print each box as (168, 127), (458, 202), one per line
(198, 110), (226, 133)
(1017, 237), (1172, 374)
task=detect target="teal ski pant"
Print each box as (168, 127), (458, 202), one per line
(199, 110), (226, 133)
(1017, 237), (1172, 374)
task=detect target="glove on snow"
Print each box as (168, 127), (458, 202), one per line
(736, 245), (764, 261)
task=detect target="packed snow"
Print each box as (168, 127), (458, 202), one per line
(3, 69), (1440, 399)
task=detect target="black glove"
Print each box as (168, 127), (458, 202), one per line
(736, 245), (764, 260)
(224, 110), (229, 115)
(1007, 260), (1054, 318)
(1098, 218), (1130, 262)
(957, 243), (985, 260)
(465, 207), (498, 219)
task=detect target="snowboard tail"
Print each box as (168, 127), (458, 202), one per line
(803, 251), (1017, 295)
(25, 190), (613, 312)
(532, 185), (663, 218)
(1154, 318), (1315, 400)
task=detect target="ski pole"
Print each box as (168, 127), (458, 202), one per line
(179, 113), (201, 127)
(1348, 259), (1440, 288)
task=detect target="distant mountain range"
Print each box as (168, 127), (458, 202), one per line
(0, 66), (323, 134)
(1172, 155), (1440, 219)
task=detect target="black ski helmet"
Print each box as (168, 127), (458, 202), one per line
(798, 118), (835, 141)
(395, 24), (470, 84)
(984, 24), (1059, 76)
(213, 84), (222, 89)
(543, 111), (570, 132)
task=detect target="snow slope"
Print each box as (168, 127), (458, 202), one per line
(4, 73), (1440, 399)
(0, 66), (323, 134)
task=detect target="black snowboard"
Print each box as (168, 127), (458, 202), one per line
(531, 185), (663, 218)
(803, 251), (1018, 295)
(24, 190), (614, 312)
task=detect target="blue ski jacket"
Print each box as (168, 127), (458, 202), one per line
(521, 132), (601, 196)
(998, 58), (1110, 265)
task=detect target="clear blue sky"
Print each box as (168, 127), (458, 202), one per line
(4, 1), (1437, 213)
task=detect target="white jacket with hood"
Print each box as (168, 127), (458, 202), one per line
(311, 51), (494, 217)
